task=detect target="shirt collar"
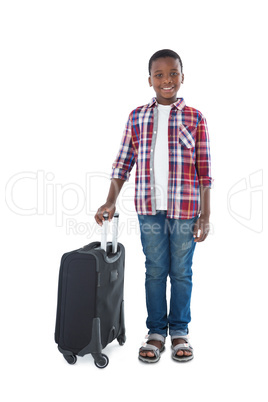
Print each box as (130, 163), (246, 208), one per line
(148, 97), (186, 110)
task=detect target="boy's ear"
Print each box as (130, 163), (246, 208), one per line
(182, 73), (184, 84)
(148, 76), (152, 87)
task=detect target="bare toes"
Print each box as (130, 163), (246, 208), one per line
(184, 351), (192, 356)
(140, 350), (156, 358)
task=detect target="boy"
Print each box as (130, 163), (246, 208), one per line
(95, 49), (212, 363)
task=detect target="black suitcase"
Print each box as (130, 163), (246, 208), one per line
(54, 212), (126, 368)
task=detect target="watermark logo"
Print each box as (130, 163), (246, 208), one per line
(227, 170), (263, 233)
(5, 171), (87, 225)
(5, 170), (137, 238)
(5, 169), (218, 238)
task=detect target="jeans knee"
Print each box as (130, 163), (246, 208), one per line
(169, 265), (192, 282)
(146, 264), (168, 281)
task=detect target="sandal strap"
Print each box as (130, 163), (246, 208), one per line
(171, 336), (193, 354)
(139, 333), (165, 356)
(139, 343), (161, 361)
(139, 343), (159, 353)
(172, 343), (193, 353)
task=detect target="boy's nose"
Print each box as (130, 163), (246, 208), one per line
(163, 75), (172, 83)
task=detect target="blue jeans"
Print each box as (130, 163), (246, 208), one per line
(138, 211), (198, 337)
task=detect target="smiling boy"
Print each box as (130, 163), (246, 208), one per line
(95, 49), (212, 363)
(149, 55), (183, 104)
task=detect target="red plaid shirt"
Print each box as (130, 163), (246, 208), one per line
(111, 97), (212, 219)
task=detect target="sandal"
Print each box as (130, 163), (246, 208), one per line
(138, 333), (165, 364)
(171, 335), (194, 362)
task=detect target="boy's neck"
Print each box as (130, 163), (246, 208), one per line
(156, 96), (178, 105)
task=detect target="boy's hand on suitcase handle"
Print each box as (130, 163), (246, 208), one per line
(95, 178), (125, 226)
(95, 202), (116, 226)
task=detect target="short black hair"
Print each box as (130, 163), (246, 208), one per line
(148, 49), (183, 75)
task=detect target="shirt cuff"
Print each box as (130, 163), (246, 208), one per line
(111, 168), (130, 182)
(199, 176), (214, 188)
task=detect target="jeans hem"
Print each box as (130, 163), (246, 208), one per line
(169, 329), (188, 337)
(148, 330), (167, 338)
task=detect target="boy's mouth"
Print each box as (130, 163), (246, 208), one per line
(161, 86), (174, 92)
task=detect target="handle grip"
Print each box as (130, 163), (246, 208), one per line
(100, 212), (119, 253)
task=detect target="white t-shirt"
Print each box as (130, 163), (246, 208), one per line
(154, 104), (171, 210)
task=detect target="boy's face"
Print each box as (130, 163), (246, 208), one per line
(148, 57), (184, 105)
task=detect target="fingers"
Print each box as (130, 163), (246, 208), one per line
(194, 230), (209, 242)
(107, 208), (115, 222)
(194, 227), (205, 242)
(194, 229), (208, 242)
(193, 217), (210, 242)
(193, 221), (199, 239)
(94, 204), (116, 226)
(94, 209), (104, 226)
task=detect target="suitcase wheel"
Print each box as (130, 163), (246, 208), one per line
(94, 354), (109, 369)
(64, 354), (77, 365)
(117, 334), (126, 346)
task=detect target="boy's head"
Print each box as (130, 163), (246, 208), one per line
(148, 49), (183, 76)
(148, 49), (184, 105)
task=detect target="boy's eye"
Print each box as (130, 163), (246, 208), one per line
(155, 72), (178, 78)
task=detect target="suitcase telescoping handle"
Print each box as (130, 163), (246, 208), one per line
(100, 212), (119, 253)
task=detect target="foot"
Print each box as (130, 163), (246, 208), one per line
(172, 338), (192, 357)
(139, 340), (163, 358)
(138, 334), (165, 363)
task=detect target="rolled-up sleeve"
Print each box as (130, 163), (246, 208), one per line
(111, 113), (136, 182)
(195, 116), (213, 188)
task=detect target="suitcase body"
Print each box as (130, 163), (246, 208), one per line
(54, 213), (126, 368)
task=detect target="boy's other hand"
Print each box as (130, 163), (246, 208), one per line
(94, 202), (116, 226)
(193, 214), (210, 242)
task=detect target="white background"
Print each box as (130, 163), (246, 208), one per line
(1, 0), (267, 401)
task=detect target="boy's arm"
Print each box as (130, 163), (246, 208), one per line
(95, 112), (135, 226)
(193, 115), (213, 242)
(193, 185), (210, 242)
(95, 178), (125, 226)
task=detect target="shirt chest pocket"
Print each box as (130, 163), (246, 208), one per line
(178, 124), (196, 148)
